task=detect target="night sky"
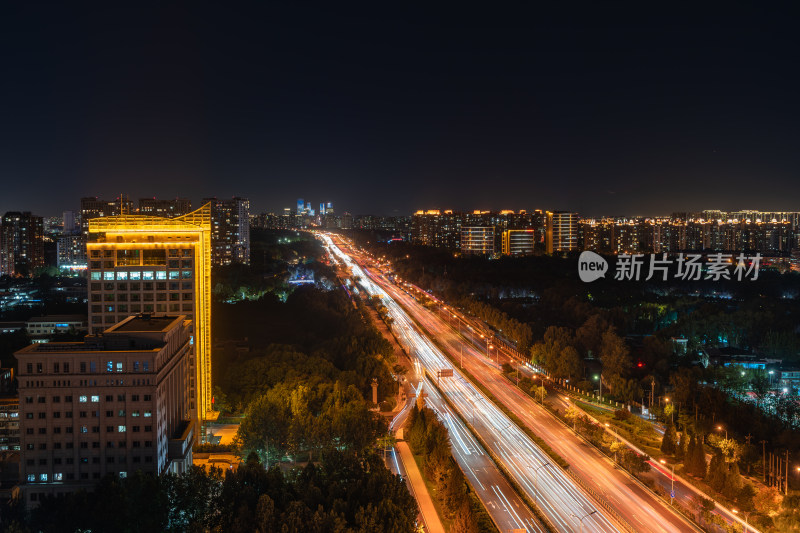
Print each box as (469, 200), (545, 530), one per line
(2, 3), (799, 217)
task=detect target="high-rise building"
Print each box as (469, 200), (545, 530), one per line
(1, 212), (44, 277)
(16, 314), (195, 505)
(86, 205), (213, 423)
(201, 197), (251, 266)
(411, 210), (462, 249)
(502, 229), (537, 255)
(62, 211), (76, 234)
(341, 212), (353, 230)
(80, 196), (133, 237)
(57, 234), (87, 271)
(461, 226), (495, 255)
(138, 198), (192, 218)
(546, 211), (579, 253)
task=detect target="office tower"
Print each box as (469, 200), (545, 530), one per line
(62, 211), (76, 234)
(80, 196), (133, 237)
(1, 212), (44, 277)
(57, 234), (88, 272)
(319, 203), (326, 216)
(16, 314), (195, 505)
(297, 198), (305, 215)
(341, 212), (353, 230)
(138, 198), (192, 218)
(86, 205), (212, 424)
(502, 229), (536, 255)
(201, 197), (251, 266)
(546, 211), (579, 253)
(461, 226), (495, 255)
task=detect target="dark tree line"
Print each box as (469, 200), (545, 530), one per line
(5, 450), (416, 533)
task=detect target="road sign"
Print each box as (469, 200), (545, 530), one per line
(670, 490), (675, 499)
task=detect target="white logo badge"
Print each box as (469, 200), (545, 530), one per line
(578, 251), (608, 282)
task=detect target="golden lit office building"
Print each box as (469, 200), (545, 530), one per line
(546, 211), (579, 253)
(86, 206), (213, 422)
(460, 226), (495, 255)
(502, 229), (536, 255)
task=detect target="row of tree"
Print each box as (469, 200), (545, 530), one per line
(406, 403), (493, 533)
(7, 450), (416, 533)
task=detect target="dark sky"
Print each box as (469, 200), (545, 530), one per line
(2, 3), (799, 217)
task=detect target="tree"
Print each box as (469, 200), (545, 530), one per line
(600, 328), (631, 380)
(661, 422), (678, 455)
(576, 314), (610, 356)
(690, 435), (708, 478)
(554, 345), (583, 381)
(450, 500), (478, 533)
(753, 486), (780, 516)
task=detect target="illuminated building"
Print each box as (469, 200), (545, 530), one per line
(461, 226), (495, 255)
(341, 212), (353, 230)
(138, 198), (192, 218)
(80, 196), (133, 236)
(86, 205), (213, 423)
(1, 212), (44, 277)
(57, 234), (87, 272)
(411, 210), (462, 249)
(546, 211), (579, 253)
(26, 315), (87, 339)
(201, 197), (251, 265)
(502, 229), (537, 255)
(16, 314), (195, 505)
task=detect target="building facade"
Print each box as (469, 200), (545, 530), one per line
(79, 197), (133, 237)
(86, 206), (213, 422)
(546, 211), (579, 253)
(1, 212), (44, 277)
(502, 229), (537, 255)
(201, 198), (251, 266)
(15, 314), (194, 505)
(138, 198), (192, 218)
(460, 226), (495, 255)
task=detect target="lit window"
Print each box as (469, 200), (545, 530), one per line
(168, 271), (180, 279)
(27, 474), (35, 482)
(80, 426), (88, 433)
(129, 271), (141, 280)
(39, 474), (47, 482)
(117, 271), (128, 280)
(103, 272), (115, 280)
(143, 361), (149, 372)
(142, 271), (154, 280)
(54, 473), (63, 481)
(156, 271), (167, 280)
(79, 395), (87, 403)
(182, 270), (192, 279)
(91, 395), (99, 403)
(90, 272), (101, 280)
(106, 361), (113, 372)
(144, 410), (152, 417)
(118, 425), (126, 433)
(132, 410), (140, 417)
(116, 362), (123, 372)
(119, 471), (127, 479)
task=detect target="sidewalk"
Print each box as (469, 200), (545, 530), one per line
(396, 441), (446, 533)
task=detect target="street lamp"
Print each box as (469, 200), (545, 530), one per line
(570, 510), (598, 533)
(594, 374), (602, 400)
(660, 459), (675, 505)
(732, 509), (751, 533)
(716, 425), (728, 440)
(531, 461), (550, 503)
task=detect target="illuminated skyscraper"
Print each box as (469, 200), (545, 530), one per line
(461, 226), (495, 255)
(80, 196), (133, 237)
(138, 198), (192, 218)
(546, 211), (579, 253)
(201, 197), (251, 266)
(1, 211), (44, 277)
(86, 205), (213, 422)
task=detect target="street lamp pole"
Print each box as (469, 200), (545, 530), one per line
(660, 459), (675, 505)
(532, 461), (550, 503)
(570, 510), (598, 533)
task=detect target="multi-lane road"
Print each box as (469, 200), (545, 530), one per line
(323, 234), (623, 533)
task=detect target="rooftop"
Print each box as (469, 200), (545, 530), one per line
(106, 314), (184, 333)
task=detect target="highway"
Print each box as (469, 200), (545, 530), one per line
(321, 234), (622, 533)
(377, 274), (696, 533)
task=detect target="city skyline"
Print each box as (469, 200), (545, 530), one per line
(3, 4), (800, 216)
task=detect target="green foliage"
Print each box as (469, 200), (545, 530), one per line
(661, 422), (678, 455)
(29, 451), (417, 533)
